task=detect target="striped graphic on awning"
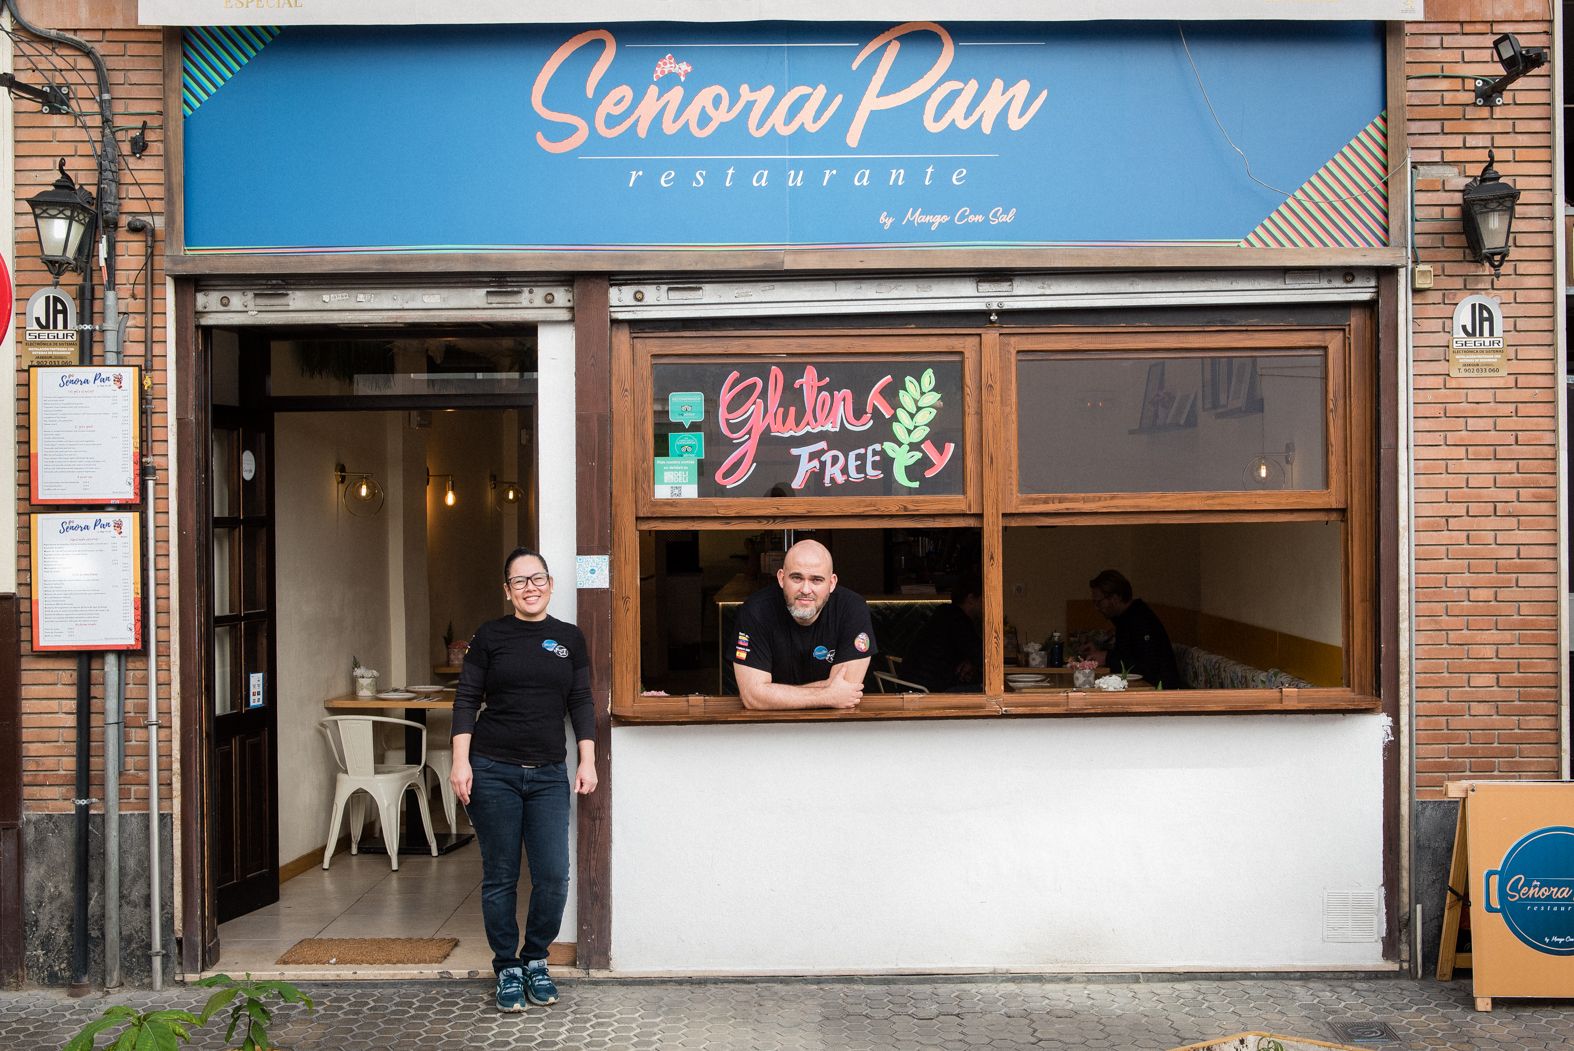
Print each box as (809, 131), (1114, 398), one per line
(1241, 112), (1389, 249)
(182, 26), (281, 116)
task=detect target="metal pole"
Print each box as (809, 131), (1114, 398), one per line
(127, 215), (161, 990)
(101, 282), (122, 988)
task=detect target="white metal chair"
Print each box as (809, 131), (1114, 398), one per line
(873, 654), (928, 694)
(384, 712), (461, 832)
(320, 715), (438, 871)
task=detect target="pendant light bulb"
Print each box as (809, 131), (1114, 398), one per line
(445, 480), (456, 507)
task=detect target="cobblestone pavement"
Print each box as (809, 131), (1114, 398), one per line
(4, 975), (1572, 1050)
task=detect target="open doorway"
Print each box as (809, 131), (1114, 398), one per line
(204, 327), (546, 974)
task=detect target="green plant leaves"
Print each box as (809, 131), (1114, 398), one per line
(63, 1008), (201, 1051)
(67, 973), (314, 1051)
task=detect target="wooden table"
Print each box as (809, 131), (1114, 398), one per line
(323, 692), (473, 856)
(1004, 670), (1158, 693)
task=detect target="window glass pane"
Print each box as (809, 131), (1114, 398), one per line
(1003, 521), (1344, 690)
(270, 335), (538, 397)
(213, 624), (237, 716)
(650, 357), (966, 499)
(243, 526), (269, 613)
(211, 330), (241, 407)
(1016, 352), (1326, 494)
(240, 436), (268, 516)
(213, 528), (237, 617)
(638, 527), (981, 696)
(243, 623), (270, 708)
(211, 430), (237, 517)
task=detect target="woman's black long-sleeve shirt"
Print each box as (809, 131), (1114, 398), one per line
(452, 614), (596, 765)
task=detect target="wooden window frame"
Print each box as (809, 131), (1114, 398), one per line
(612, 315), (1379, 723)
(1002, 327), (1348, 514)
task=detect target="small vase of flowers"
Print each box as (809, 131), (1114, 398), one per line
(351, 657), (379, 697)
(1068, 658), (1098, 690)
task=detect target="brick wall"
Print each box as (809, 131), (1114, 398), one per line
(1406, 3), (1564, 796)
(9, 13), (170, 815)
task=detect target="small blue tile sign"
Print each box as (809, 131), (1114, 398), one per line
(575, 555), (609, 590)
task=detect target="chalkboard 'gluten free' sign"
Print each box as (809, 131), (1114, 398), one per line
(652, 358), (964, 499)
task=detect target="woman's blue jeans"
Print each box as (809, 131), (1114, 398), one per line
(464, 755), (571, 975)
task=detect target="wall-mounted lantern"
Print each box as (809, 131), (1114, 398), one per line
(1460, 152), (1519, 276)
(27, 160), (96, 279)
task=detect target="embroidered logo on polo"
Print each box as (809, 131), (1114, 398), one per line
(812, 645), (835, 662)
(541, 638), (570, 659)
(1484, 825), (1574, 955)
(854, 632), (870, 653)
(734, 631), (751, 663)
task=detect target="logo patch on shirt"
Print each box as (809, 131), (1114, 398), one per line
(542, 638), (570, 658)
(812, 645), (834, 662)
(735, 649), (748, 661)
(854, 632), (870, 653)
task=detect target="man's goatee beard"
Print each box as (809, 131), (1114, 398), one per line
(787, 602), (818, 624)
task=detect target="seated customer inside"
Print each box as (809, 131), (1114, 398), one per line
(1081, 569), (1184, 689)
(903, 574), (984, 693)
(731, 540), (877, 710)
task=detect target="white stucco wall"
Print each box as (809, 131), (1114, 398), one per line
(611, 714), (1388, 972)
(275, 412), (396, 863)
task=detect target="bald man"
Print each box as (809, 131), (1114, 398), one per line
(732, 540), (876, 710)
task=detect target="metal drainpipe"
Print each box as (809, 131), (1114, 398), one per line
(101, 288), (122, 989)
(68, 261), (96, 998)
(100, 283), (126, 988)
(1402, 165), (1420, 979)
(126, 215), (161, 990)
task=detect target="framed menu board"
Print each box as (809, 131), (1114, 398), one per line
(30, 512), (142, 651)
(29, 366), (141, 504)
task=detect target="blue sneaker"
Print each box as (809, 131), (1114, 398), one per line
(495, 966), (526, 1012)
(524, 959), (558, 1006)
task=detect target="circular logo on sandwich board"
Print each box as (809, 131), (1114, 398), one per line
(1485, 825), (1574, 955)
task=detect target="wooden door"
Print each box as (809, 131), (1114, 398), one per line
(208, 337), (279, 924)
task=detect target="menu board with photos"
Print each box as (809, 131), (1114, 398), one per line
(31, 512), (142, 651)
(29, 366), (141, 504)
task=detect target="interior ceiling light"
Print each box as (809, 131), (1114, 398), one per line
(428, 470), (457, 508)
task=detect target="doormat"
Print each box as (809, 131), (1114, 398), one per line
(276, 937), (458, 966)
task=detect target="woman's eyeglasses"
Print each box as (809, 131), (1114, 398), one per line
(506, 574), (550, 591)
